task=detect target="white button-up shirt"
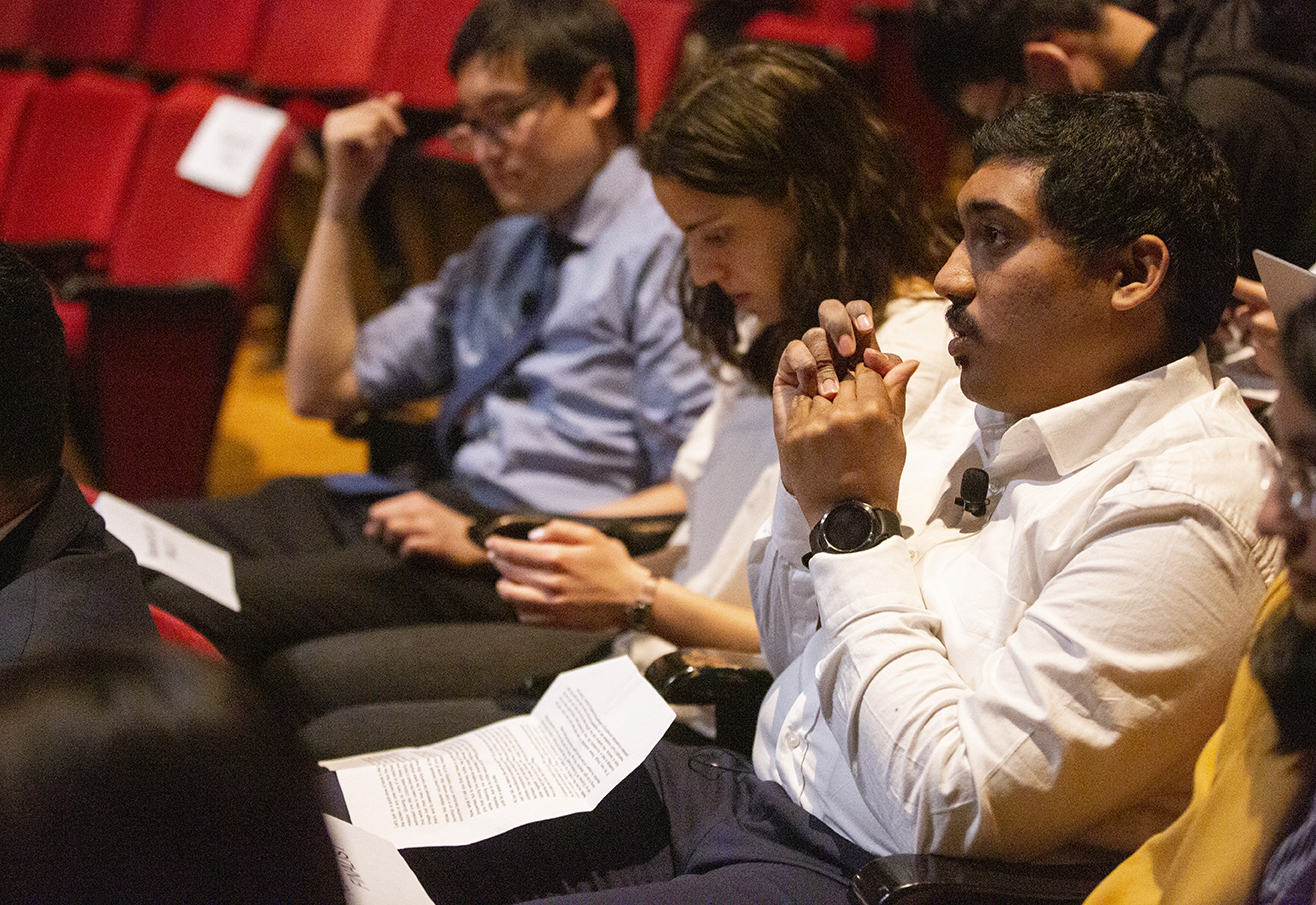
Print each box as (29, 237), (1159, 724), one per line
(749, 349), (1283, 859)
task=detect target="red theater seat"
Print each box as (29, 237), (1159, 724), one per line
(613, 0), (695, 129)
(0, 0), (37, 57)
(373, 0), (478, 112)
(0, 69), (44, 191)
(134, 0), (269, 82)
(0, 70), (152, 280)
(248, 0), (398, 129)
(28, 0), (144, 68)
(150, 606), (224, 659)
(742, 10), (878, 66)
(71, 80), (299, 501)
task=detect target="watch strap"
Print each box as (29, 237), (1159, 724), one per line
(625, 573), (660, 632)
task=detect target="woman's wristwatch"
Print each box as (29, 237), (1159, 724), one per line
(625, 572), (660, 631)
(804, 500), (901, 567)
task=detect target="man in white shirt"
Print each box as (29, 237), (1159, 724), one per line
(757, 89), (1282, 860)
(403, 91), (1283, 904)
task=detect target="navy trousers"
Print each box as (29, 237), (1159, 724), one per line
(402, 740), (872, 905)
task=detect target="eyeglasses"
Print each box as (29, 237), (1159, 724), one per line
(444, 90), (548, 156)
(1262, 443), (1316, 522)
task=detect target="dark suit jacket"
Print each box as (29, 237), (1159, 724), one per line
(0, 471), (157, 663)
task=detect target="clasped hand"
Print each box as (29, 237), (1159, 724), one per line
(774, 299), (919, 526)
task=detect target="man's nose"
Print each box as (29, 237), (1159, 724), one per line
(934, 242), (974, 302)
(471, 131), (504, 165)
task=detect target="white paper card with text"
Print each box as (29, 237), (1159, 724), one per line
(324, 815), (435, 905)
(176, 95), (288, 197)
(93, 492), (240, 611)
(324, 656), (675, 849)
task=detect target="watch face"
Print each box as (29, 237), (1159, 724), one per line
(825, 502), (875, 551)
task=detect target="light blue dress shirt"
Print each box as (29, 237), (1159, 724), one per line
(353, 147), (713, 512)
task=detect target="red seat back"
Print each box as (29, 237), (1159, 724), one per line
(29, 0), (144, 67)
(0, 71), (152, 258)
(249, 0), (398, 95)
(613, 0), (693, 129)
(0, 0), (37, 56)
(135, 0), (269, 80)
(0, 69), (45, 193)
(741, 12), (878, 66)
(150, 606), (224, 659)
(372, 0), (479, 110)
(106, 79), (296, 296)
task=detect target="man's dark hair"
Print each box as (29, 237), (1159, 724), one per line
(1249, 294), (1316, 753)
(910, 0), (1104, 117)
(1251, 603), (1316, 753)
(0, 643), (347, 903)
(971, 91), (1239, 357)
(449, 0), (638, 142)
(1280, 291), (1316, 414)
(0, 243), (67, 500)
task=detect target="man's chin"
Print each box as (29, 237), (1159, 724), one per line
(1288, 575), (1316, 629)
(490, 191), (528, 215)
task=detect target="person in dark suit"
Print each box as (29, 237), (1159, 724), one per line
(0, 241), (156, 662)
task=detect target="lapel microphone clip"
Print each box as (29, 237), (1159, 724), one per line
(955, 467), (990, 517)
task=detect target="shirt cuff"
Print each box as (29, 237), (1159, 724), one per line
(770, 477), (812, 567)
(809, 535), (929, 636)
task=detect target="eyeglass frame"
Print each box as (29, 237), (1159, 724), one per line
(444, 88), (551, 155)
(1262, 441), (1316, 522)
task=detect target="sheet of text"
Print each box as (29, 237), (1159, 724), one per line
(325, 657), (674, 848)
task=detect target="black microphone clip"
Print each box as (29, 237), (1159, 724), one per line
(955, 467), (990, 517)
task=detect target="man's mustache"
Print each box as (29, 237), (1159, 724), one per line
(945, 301), (978, 339)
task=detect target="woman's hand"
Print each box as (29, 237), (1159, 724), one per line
(486, 520), (653, 630)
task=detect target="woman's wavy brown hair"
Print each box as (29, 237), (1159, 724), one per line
(640, 42), (950, 392)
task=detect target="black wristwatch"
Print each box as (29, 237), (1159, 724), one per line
(804, 500), (901, 567)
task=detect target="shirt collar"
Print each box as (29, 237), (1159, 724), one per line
(551, 146), (644, 249)
(0, 502), (38, 544)
(974, 345), (1216, 477)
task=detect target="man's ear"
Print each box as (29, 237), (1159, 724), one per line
(1111, 234), (1170, 312)
(574, 62), (618, 122)
(1022, 41), (1076, 93)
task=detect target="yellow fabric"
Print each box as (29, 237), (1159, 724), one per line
(1086, 575), (1310, 904)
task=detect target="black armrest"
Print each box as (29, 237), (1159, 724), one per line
(332, 397), (443, 481)
(571, 512), (685, 556)
(72, 278), (236, 309)
(12, 239), (100, 289)
(644, 648), (773, 755)
(849, 852), (1123, 905)
(334, 410), (435, 480)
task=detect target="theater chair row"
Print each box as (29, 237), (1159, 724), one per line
(0, 68), (300, 502)
(0, 0), (694, 134)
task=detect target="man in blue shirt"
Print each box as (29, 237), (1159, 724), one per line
(145, 0), (713, 665)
